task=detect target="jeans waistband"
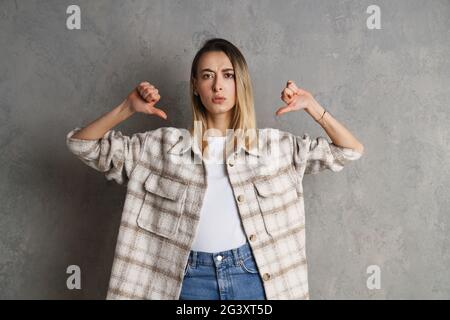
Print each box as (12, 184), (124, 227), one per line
(187, 241), (254, 268)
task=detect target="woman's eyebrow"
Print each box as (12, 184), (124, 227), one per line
(200, 68), (234, 73)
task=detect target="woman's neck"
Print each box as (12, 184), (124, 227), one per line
(206, 113), (232, 136)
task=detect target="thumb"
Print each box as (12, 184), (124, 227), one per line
(149, 105), (168, 120)
(275, 104), (295, 116)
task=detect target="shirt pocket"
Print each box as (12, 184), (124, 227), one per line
(253, 168), (303, 237)
(137, 172), (188, 239)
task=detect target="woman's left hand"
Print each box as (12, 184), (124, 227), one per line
(275, 80), (317, 116)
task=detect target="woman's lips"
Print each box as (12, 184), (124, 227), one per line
(212, 97), (226, 104)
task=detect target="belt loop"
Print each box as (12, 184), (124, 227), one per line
(236, 243), (247, 264)
(191, 251), (197, 268)
(232, 247), (240, 265)
(240, 241), (249, 261)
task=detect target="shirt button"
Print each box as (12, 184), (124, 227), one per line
(228, 159), (235, 167)
(237, 194), (245, 203)
(262, 273), (271, 281)
(216, 255), (223, 261)
(249, 234), (257, 242)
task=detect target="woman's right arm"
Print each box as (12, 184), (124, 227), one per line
(66, 82), (167, 185)
(71, 81), (167, 140)
(70, 99), (136, 140)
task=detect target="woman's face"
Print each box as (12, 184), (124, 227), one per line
(193, 51), (236, 116)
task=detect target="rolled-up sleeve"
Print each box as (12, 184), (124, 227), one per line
(66, 127), (148, 185)
(292, 133), (362, 175)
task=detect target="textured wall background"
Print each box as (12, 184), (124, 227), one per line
(1, 0), (449, 299)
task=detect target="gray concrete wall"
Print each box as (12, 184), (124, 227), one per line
(1, 0), (449, 299)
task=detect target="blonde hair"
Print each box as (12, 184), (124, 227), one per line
(188, 38), (257, 154)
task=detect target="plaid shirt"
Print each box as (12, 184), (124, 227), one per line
(66, 126), (362, 300)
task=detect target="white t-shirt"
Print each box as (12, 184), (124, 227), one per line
(190, 136), (248, 252)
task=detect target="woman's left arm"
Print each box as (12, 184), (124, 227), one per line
(304, 100), (364, 154)
(276, 80), (364, 154)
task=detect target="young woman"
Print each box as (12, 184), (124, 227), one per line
(66, 38), (364, 300)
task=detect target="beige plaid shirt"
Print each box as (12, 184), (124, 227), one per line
(66, 126), (362, 300)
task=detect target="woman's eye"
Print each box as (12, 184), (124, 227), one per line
(202, 73), (234, 79)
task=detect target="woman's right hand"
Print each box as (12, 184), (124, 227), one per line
(126, 81), (167, 120)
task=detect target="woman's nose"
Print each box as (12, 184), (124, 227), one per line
(213, 78), (223, 91)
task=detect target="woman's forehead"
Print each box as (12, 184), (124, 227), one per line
(198, 52), (233, 71)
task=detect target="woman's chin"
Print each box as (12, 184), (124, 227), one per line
(205, 104), (235, 115)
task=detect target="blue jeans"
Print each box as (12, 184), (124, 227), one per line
(179, 241), (267, 300)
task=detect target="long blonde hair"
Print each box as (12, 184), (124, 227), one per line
(188, 38), (257, 154)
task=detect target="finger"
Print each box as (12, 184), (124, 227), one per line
(281, 88), (295, 99)
(150, 106), (167, 120)
(296, 87), (309, 95)
(286, 80), (298, 90)
(281, 92), (293, 104)
(138, 84), (152, 95)
(139, 84), (155, 96)
(287, 81), (299, 93)
(275, 104), (295, 116)
(144, 90), (159, 102)
(140, 83), (154, 89)
(286, 80), (297, 88)
(275, 106), (288, 116)
(143, 92), (153, 102)
(149, 93), (161, 103)
(143, 87), (158, 95)
(284, 87), (294, 99)
(138, 86), (148, 97)
(142, 90), (151, 100)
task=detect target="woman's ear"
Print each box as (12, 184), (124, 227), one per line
(193, 78), (198, 94)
